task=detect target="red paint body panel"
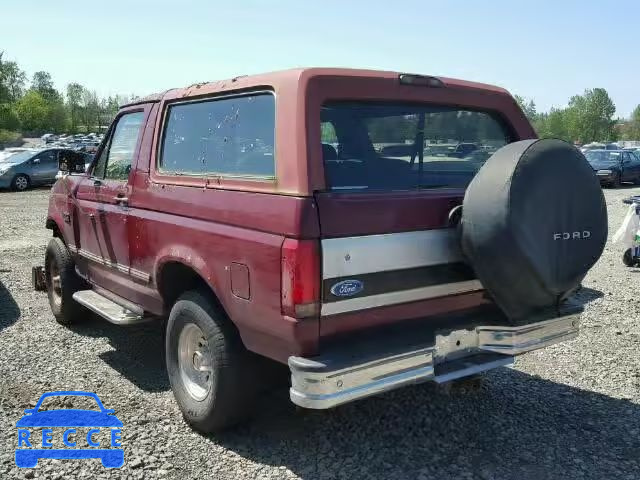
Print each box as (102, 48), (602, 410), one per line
(315, 190), (465, 237)
(45, 68), (537, 364)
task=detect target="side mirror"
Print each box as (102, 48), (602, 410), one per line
(59, 150), (87, 174)
(23, 408), (35, 414)
(32, 158), (40, 164)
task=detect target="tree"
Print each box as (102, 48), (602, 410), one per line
(566, 88), (616, 143)
(515, 95), (538, 123)
(535, 108), (570, 141)
(16, 90), (68, 133)
(66, 83), (85, 133)
(31, 71), (61, 101)
(16, 90), (49, 131)
(0, 52), (10, 103)
(80, 89), (100, 131)
(0, 54), (26, 102)
(620, 105), (640, 140)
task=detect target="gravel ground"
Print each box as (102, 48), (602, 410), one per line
(0, 186), (639, 480)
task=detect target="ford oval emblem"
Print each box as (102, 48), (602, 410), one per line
(330, 279), (364, 297)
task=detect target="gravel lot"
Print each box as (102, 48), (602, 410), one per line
(1, 186), (639, 480)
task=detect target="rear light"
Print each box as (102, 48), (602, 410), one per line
(281, 238), (320, 318)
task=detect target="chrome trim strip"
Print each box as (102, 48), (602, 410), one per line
(321, 279), (483, 316)
(322, 229), (464, 278)
(74, 248), (151, 283)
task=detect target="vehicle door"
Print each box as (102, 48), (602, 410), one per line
(623, 152), (640, 182)
(30, 150), (59, 185)
(74, 109), (148, 296)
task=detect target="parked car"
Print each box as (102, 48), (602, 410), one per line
(41, 134), (58, 144)
(584, 149), (640, 187)
(0, 147), (32, 162)
(0, 148), (91, 191)
(38, 68), (607, 432)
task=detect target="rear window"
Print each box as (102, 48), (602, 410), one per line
(584, 150), (621, 165)
(160, 93), (275, 178)
(320, 102), (513, 191)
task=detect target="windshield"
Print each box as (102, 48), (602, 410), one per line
(0, 150), (35, 163)
(584, 150), (622, 165)
(320, 102), (512, 191)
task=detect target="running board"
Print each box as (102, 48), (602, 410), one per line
(72, 290), (148, 325)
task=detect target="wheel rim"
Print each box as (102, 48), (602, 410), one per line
(48, 257), (62, 309)
(178, 323), (213, 401)
(15, 176), (28, 190)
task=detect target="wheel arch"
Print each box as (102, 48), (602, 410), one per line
(45, 218), (64, 240)
(155, 259), (231, 327)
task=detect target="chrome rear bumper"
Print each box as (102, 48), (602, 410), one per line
(289, 310), (580, 409)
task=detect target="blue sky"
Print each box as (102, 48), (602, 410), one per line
(3, 1), (638, 117)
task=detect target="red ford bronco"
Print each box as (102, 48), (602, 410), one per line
(39, 68), (607, 432)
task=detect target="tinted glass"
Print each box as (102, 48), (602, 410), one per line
(94, 111), (145, 180)
(1, 151), (37, 164)
(37, 150), (57, 164)
(584, 150), (622, 165)
(161, 93), (275, 178)
(320, 102), (512, 191)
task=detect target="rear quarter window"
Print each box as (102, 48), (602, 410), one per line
(160, 93), (275, 179)
(320, 102), (513, 191)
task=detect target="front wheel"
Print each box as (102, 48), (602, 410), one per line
(165, 290), (260, 432)
(45, 237), (86, 325)
(12, 174), (30, 191)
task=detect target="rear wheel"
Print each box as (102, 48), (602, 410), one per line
(623, 248), (635, 267)
(165, 290), (262, 432)
(11, 174), (29, 191)
(45, 237), (86, 325)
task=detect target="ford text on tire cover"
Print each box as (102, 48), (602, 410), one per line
(39, 68), (607, 432)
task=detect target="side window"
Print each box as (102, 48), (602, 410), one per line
(93, 111), (145, 181)
(160, 93), (275, 178)
(626, 152), (639, 164)
(35, 150), (57, 164)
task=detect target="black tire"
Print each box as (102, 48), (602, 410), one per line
(11, 174), (30, 191)
(165, 290), (261, 432)
(45, 237), (86, 325)
(461, 139), (607, 325)
(623, 248), (635, 267)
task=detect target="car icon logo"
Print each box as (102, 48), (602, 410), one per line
(15, 391), (124, 468)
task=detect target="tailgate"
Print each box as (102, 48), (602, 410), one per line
(315, 190), (485, 336)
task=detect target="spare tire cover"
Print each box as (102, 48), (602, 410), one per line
(461, 139), (607, 321)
